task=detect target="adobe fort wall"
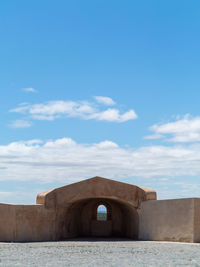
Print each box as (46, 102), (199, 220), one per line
(0, 203), (55, 242)
(139, 198), (198, 243)
(0, 177), (199, 243)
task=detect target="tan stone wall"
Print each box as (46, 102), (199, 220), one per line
(1, 197), (199, 242)
(0, 203), (55, 242)
(0, 204), (15, 241)
(139, 198), (195, 242)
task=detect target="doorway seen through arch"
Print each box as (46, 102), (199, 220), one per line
(97, 204), (107, 221)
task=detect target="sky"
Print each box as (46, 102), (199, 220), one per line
(1, 0), (200, 203)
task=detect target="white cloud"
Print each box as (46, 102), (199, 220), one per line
(0, 137), (200, 185)
(94, 96), (116, 106)
(18, 139), (43, 145)
(145, 115), (200, 142)
(9, 120), (32, 128)
(11, 101), (96, 121)
(22, 87), (37, 93)
(95, 140), (119, 149)
(11, 99), (137, 123)
(90, 108), (137, 122)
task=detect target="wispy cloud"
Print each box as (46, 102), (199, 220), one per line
(94, 96), (116, 106)
(10, 98), (137, 123)
(89, 108), (137, 122)
(145, 114), (200, 142)
(9, 120), (32, 128)
(22, 87), (37, 93)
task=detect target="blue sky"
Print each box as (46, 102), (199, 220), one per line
(1, 0), (200, 203)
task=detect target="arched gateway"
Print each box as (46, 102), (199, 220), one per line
(1, 176), (200, 242)
(36, 176), (156, 240)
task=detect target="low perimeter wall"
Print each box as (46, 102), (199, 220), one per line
(0, 203), (55, 242)
(1, 198), (200, 242)
(139, 198), (200, 243)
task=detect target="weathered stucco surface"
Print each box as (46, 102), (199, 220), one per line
(0, 177), (199, 243)
(0, 203), (55, 242)
(139, 198), (197, 243)
(36, 176), (156, 208)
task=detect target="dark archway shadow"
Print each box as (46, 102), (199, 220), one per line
(56, 197), (139, 241)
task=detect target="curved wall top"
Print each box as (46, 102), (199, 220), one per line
(36, 177), (157, 209)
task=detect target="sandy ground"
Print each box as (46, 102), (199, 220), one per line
(0, 240), (200, 267)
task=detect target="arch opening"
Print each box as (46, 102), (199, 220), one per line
(97, 205), (107, 221)
(56, 197), (139, 240)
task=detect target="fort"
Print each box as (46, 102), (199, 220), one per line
(0, 176), (200, 242)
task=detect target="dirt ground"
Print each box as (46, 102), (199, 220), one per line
(0, 240), (200, 267)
